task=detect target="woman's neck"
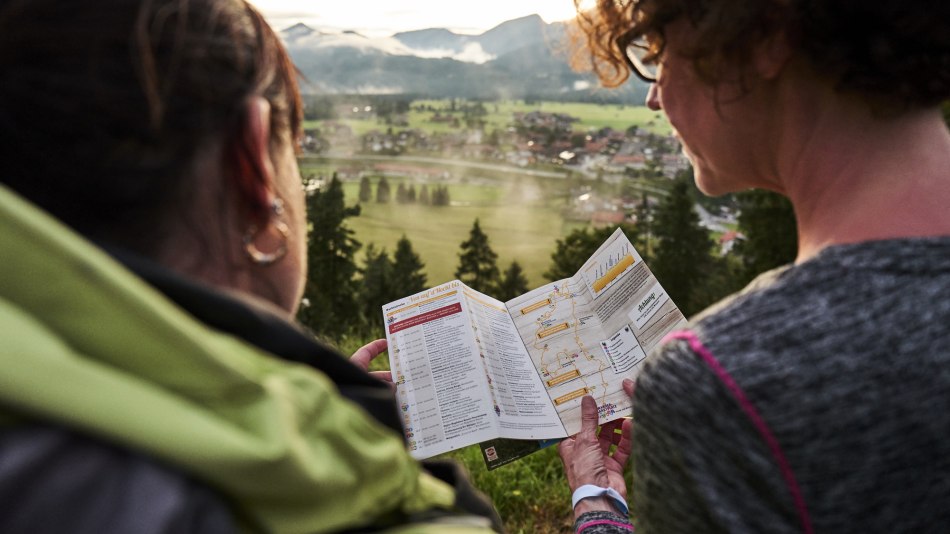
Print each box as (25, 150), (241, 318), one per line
(774, 97), (950, 263)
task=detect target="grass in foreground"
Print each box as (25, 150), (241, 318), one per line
(442, 445), (575, 534)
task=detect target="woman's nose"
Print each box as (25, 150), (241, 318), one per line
(645, 83), (661, 111)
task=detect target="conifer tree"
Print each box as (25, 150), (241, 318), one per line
(544, 224), (637, 282)
(634, 193), (654, 263)
(298, 174), (362, 340)
(650, 171), (714, 317)
(455, 219), (500, 293)
(734, 189), (798, 284)
(358, 244), (395, 335)
(396, 182), (408, 203)
(376, 176), (391, 203)
(358, 175), (371, 202)
(407, 184), (417, 203)
(419, 184), (430, 205)
(487, 129), (501, 147)
(431, 185), (451, 206)
(497, 261), (530, 301)
(391, 235), (428, 297)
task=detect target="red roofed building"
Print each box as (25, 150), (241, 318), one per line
(591, 210), (627, 227)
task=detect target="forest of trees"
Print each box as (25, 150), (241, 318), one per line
(296, 168), (799, 342)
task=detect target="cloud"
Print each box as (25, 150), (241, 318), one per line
(409, 42), (495, 64)
(352, 85), (406, 94)
(453, 43), (495, 64)
(289, 32), (419, 56)
(288, 30), (497, 64)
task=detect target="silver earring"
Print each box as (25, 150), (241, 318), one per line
(243, 198), (289, 266)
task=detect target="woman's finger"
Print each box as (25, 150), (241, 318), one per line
(350, 339), (388, 370)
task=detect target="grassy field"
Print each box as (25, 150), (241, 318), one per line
(411, 99), (671, 136)
(342, 182), (568, 288)
(295, 167), (590, 288)
(304, 99), (672, 138)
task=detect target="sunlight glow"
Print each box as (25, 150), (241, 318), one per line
(249, 0), (581, 36)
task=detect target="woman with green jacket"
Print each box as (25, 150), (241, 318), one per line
(0, 1), (500, 532)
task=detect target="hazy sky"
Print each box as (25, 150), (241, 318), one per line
(248, 0), (584, 36)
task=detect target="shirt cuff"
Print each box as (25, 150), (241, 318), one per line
(574, 510), (634, 533)
(572, 484), (629, 515)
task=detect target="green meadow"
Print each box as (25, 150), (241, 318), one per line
(411, 99), (672, 136)
(300, 102), (673, 286)
(332, 177), (577, 288)
(304, 99), (672, 137)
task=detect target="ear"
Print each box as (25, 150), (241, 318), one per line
(230, 97), (275, 226)
(753, 29), (793, 81)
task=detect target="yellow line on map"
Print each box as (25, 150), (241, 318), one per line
(554, 387), (589, 406)
(520, 299), (551, 315)
(592, 254), (635, 293)
(546, 369), (580, 387)
(538, 323), (569, 339)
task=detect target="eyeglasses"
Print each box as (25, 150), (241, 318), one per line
(623, 37), (659, 83)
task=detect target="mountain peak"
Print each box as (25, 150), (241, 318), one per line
(497, 13), (544, 25)
(282, 22), (315, 39)
(281, 14), (645, 101)
(477, 14), (548, 56)
(393, 27), (461, 39)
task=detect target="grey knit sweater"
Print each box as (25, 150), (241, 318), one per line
(577, 237), (950, 533)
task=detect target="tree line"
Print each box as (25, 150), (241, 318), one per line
(297, 171), (797, 343)
(359, 176), (450, 206)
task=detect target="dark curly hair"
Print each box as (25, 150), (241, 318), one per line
(574, 0), (950, 110)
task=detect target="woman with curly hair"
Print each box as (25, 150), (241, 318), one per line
(559, 1), (950, 532)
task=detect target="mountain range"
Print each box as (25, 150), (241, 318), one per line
(281, 15), (648, 103)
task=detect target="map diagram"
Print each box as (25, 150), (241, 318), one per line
(508, 277), (618, 431)
(383, 229), (687, 464)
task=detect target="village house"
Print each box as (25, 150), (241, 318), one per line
(606, 154), (647, 173)
(660, 153), (691, 177)
(591, 210), (628, 228)
(718, 230), (745, 255)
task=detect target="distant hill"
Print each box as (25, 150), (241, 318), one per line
(391, 27), (467, 53)
(475, 14), (550, 56)
(392, 15), (549, 57)
(281, 15), (648, 103)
